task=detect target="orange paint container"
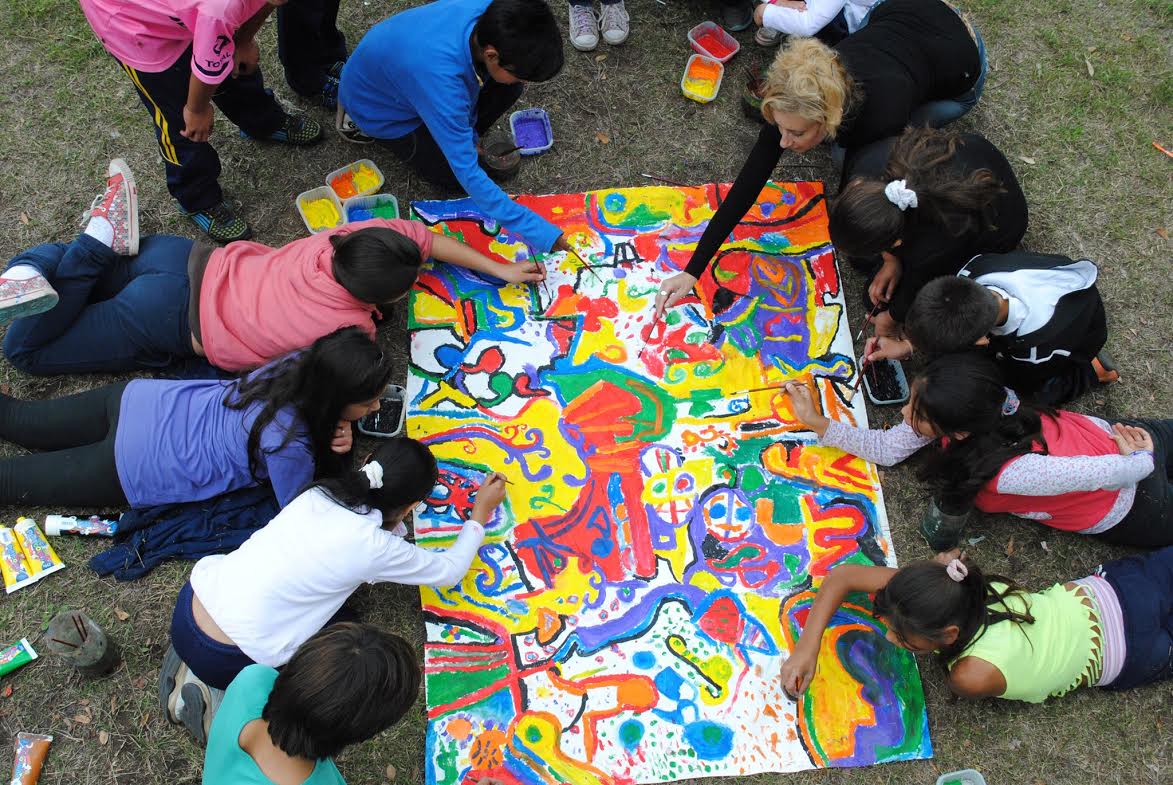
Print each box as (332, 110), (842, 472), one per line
(681, 55), (724, 103)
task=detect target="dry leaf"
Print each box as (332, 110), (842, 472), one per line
(73, 711), (92, 725)
(385, 764), (397, 781)
(18, 212), (29, 225)
(594, 53), (607, 62)
(114, 607), (130, 622)
(595, 131), (611, 145)
(131, 675), (147, 690)
(1156, 227), (1169, 240)
(1084, 56), (1095, 77)
(99, 730), (110, 745)
(1005, 534), (1017, 557)
(1019, 155), (1037, 165)
(2, 685), (12, 698)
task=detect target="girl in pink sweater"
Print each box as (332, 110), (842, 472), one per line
(785, 352), (1171, 549)
(0, 161), (544, 375)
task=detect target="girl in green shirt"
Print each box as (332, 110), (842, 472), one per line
(781, 546), (1173, 703)
(202, 623), (418, 785)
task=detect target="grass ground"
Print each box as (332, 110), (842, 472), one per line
(0, 0), (1169, 783)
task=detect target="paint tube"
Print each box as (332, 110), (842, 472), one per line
(10, 732), (52, 785)
(43, 515), (118, 537)
(0, 526), (36, 594)
(13, 519), (65, 583)
(0, 638), (37, 677)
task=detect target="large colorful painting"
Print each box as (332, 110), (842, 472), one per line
(406, 182), (932, 785)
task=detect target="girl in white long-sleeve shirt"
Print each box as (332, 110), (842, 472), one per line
(162, 437), (505, 741)
(753, 0), (880, 46)
(784, 352), (1171, 549)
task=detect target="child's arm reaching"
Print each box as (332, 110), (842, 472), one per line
(996, 423), (1155, 495)
(784, 382), (932, 466)
(430, 235), (547, 285)
(372, 473), (508, 588)
(780, 563), (897, 696)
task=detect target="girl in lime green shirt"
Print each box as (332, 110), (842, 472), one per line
(781, 546), (1173, 703)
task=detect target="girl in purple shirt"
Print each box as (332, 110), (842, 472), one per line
(0, 327), (389, 509)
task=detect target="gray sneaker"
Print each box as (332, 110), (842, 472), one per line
(600, 1), (630, 45)
(569, 4), (600, 51)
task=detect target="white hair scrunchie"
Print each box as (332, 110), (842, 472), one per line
(945, 558), (969, 583)
(361, 461), (384, 490)
(883, 179), (919, 211)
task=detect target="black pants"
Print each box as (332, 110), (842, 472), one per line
(379, 79), (524, 192)
(277, 0), (348, 96)
(0, 384), (129, 508)
(1096, 418), (1173, 548)
(121, 49), (286, 212)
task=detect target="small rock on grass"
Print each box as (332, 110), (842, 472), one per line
(385, 764), (397, 781)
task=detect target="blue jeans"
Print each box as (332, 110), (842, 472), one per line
(1099, 546), (1173, 690)
(3, 233), (197, 374)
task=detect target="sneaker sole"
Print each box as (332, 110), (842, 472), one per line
(0, 291), (58, 329)
(178, 682), (209, 745)
(158, 645), (186, 725)
(107, 158), (139, 256)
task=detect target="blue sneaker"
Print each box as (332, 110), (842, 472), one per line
(319, 75), (339, 111)
(179, 201), (252, 244)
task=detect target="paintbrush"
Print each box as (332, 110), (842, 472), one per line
(846, 356), (871, 403)
(640, 172), (689, 188)
(564, 246), (604, 283)
(728, 383), (791, 396)
(854, 301), (883, 343)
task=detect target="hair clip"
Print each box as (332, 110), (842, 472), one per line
(1001, 386), (1020, 416)
(945, 558), (968, 582)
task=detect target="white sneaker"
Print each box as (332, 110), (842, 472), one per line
(0, 274), (57, 327)
(569, 4), (600, 51)
(599, 1), (630, 45)
(755, 25), (782, 47)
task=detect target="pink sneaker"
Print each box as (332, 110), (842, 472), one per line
(87, 158), (139, 256)
(0, 274), (58, 328)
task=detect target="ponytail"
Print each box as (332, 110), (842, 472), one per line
(874, 555), (1034, 661)
(310, 437), (438, 516)
(829, 127), (1007, 256)
(911, 352), (1054, 508)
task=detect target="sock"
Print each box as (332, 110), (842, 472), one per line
(83, 216), (114, 247)
(1, 264), (40, 281)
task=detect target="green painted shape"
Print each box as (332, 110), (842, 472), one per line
(426, 663), (509, 706)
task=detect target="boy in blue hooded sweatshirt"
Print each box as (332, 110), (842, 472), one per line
(339, 0), (569, 255)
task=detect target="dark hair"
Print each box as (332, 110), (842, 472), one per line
(829, 127), (1007, 256)
(263, 623), (420, 760)
(874, 556), (1035, 661)
(228, 327), (393, 482)
(330, 228), (423, 304)
(312, 437), (439, 515)
(475, 0), (564, 83)
(911, 353), (1053, 507)
(904, 276), (1001, 354)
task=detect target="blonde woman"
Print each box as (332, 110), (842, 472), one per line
(655, 0), (986, 317)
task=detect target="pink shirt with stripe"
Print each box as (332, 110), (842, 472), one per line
(200, 219), (434, 371)
(79, 0), (269, 83)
